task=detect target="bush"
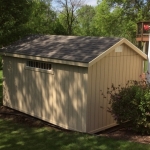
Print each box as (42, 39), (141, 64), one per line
(107, 80), (150, 135)
(0, 56), (2, 70)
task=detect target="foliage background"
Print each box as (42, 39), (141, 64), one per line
(0, 0), (150, 48)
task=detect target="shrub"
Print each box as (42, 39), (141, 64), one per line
(0, 56), (2, 70)
(107, 80), (150, 135)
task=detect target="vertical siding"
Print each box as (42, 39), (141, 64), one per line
(87, 44), (145, 133)
(3, 56), (88, 132)
(3, 57), (12, 107)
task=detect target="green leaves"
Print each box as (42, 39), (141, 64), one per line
(1, 0), (150, 47)
(75, 5), (95, 36)
(0, 0), (32, 47)
(0, 57), (2, 70)
(107, 80), (150, 135)
(0, 0), (58, 47)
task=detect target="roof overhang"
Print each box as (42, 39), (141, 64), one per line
(89, 38), (147, 67)
(0, 52), (89, 67)
(0, 38), (147, 68)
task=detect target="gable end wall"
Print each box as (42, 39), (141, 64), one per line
(86, 44), (145, 133)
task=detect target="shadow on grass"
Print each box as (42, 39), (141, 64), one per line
(0, 119), (149, 150)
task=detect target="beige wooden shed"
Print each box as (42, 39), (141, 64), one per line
(0, 35), (147, 133)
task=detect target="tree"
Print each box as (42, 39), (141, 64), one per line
(55, 0), (85, 35)
(0, 0), (32, 47)
(75, 5), (95, 36)
(105, 0), (150, 20)
(93, 0), (117, 36)
(53, 18), (68, 35)
(0, 0), (57, 47)
(103, 0), (150, 42)
(27, 0), (56, 34)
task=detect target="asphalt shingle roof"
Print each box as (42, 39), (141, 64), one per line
(1, 35), (121, 63)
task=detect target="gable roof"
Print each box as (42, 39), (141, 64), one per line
(0, 35), (147, 67)
(1, 35), (121, 62)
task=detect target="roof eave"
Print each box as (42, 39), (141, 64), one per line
(1, 52), (89, 67)
(123, 39), (147, 60)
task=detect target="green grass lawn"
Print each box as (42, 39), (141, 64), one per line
(0, 119), (150, 150)
(0, 70), (149, 150)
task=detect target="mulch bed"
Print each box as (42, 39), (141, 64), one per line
(0, 105), (149, 144)
(98, 128), (150, 144)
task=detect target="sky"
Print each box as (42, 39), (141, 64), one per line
(52, 0), (97, 8)
(85, 0), (97, 6)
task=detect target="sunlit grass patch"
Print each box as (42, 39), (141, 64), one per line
(0, 119), (150, 150)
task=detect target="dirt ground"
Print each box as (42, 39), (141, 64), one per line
(0, 106), (149, 144)
(98, 127), (150, 144)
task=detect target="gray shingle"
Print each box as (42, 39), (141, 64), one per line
(1, 35), (122, 63)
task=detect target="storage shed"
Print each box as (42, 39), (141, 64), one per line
(0, 35), (147, 133)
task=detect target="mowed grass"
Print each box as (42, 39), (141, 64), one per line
(0, 119), (150, 150)
(0, 70), (150, 150)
